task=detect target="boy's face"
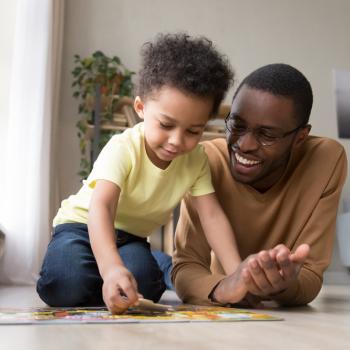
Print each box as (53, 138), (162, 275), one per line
(134, 86), (213, 169)
(227, 85), (309, 192)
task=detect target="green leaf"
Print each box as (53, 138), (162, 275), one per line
(72, 50), (135, 176)
(93, 51), (104, 58)
(112, 56), (121, 64)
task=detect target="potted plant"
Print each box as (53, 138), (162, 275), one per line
(72, 51), (135, 178)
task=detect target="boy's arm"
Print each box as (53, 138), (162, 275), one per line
(191, 192), (242, 275)
(88, 179), (139, 313)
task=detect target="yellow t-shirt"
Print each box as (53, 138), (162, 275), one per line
(53, 123), (214, 237)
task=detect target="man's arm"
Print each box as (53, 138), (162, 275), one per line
(270, 149), (347, 305)
(174, 144), (347, 306)
(241, 149), (347, 306)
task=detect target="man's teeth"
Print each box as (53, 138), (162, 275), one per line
(235, 153), (261, 166)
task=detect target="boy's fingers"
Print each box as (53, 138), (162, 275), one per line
(108, 295), (130, 314)
(103, 286), (130, 314)
(119, 279), (139, 305)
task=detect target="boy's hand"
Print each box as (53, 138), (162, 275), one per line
(102, 265), (139, 314)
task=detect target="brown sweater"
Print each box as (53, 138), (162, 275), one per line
(172, 136), (347, 306)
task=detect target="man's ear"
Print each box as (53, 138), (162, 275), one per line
(134, 96), (145, 120)
(294, 124), (311, 147)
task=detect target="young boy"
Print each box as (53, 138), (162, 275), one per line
(37, 33), (241, 314)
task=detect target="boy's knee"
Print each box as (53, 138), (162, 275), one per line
(37, 274), (79, 306)
(36, 271), (102, 307)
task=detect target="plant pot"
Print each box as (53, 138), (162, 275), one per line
(84, 93), (114, 113)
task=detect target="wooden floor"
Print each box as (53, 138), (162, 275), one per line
(0, 284), (349, 349)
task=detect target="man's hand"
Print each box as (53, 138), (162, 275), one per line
(212, 244), (310, 305)
(242, 244), (310, 297)
(212, 258), (250, 304)
(102, 265), (139, 314)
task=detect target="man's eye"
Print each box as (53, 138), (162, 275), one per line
(187, 129), (200, 135)
(258, 131), (279, 140)
(160, 122), (173, 129)
(232, 125), (247, 133)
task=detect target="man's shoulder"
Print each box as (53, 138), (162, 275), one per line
(291, 135), (347, 184)
(301, 135), (345, 160)
(200, 139), (231, 181)
(201, 138), (228, 160)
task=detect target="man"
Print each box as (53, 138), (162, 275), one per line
(172, 63), (347, 306)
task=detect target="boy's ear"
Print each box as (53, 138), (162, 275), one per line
(134, 96), (145, 120)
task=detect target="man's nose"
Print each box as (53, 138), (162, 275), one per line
(236, 131), (260, 152)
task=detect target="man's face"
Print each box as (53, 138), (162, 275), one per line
(227, 85), (306, 192)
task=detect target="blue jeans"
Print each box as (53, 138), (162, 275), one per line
(36, 223), (173, 307)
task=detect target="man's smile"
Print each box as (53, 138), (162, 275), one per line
(234, 152), (262, 167)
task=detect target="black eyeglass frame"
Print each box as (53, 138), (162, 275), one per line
(224, 113), (309, 147)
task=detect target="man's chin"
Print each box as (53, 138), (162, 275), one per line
(231, 169), (256, 185)
(230, 163), (267, 187)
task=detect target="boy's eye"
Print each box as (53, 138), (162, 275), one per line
(159, 122), (173, 129)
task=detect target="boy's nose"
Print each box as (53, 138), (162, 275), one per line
(168, 130), (183, 146)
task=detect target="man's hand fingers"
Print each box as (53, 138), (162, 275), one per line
(276, 250), (295, 280)
(247, 255), (274, 295)
(290, 244), (310, 264)
(258, 250), (285, 289)
(242, 267), (261, 295)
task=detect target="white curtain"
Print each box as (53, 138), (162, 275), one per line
(0, 0), (64, 284)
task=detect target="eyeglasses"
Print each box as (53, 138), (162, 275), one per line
(225, 114), (307, 147)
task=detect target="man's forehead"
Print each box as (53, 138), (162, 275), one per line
(231, 86), (296, 127)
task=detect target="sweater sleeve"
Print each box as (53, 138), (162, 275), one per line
(271, 148), (347, 306)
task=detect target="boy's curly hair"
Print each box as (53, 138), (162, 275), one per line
(137, 33), (234, 116)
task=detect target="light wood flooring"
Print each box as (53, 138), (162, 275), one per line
(0, 284), (349, 350)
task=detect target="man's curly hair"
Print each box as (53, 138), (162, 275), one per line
(137, 33), (234, 116)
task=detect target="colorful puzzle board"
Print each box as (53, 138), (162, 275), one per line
(0, 304), (282, 324)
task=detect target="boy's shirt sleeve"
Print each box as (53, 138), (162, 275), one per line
(86, 135), (131, 189)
